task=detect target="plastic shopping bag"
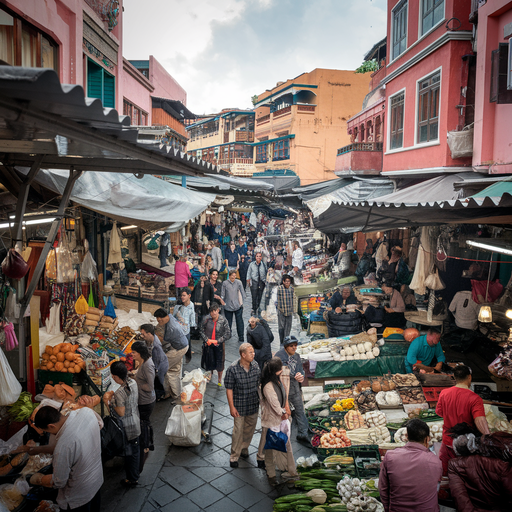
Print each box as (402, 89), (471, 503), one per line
(104, 296), (116, 318)
(280, 419), (291, 438)
(0, 347), (22, 406)
(165, 404), (202, 446)
(264, 428), (288, 453)
(0, 426), (28, 456)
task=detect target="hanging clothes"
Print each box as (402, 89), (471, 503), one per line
(108, 221), (123, 264)
(46, 300), (61, 335)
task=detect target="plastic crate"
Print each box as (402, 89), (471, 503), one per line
(352, 446), (382, 479)
(421, 387), (445, 402)
(38, 369), (74, 386)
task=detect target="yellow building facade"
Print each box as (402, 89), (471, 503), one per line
(254, 69), (371, 184)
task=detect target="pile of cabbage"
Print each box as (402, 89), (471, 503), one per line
(336, 476), (383, 511)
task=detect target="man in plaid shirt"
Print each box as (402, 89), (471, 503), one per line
(224, 343), (262, 468)
(276, 274), (294, 346)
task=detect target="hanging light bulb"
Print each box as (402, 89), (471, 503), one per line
(478, 305), (492, 323)
(506, 309), (512, 320)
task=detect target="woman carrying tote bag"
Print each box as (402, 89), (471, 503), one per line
(258, 357), (298, 486)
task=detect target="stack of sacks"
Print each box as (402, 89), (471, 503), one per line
(99, 314), (118, 331)
(84, 307), (102, 330)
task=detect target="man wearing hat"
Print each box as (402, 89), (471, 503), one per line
(275, 336), (309, 443)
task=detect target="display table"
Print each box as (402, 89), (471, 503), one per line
(312, 343), (408, 379)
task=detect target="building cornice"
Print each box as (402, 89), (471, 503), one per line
(123, 58), (155, 92)
(381, 166), (472, 176)
(382, 31), (473, 86)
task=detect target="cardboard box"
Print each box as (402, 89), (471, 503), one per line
(491, 376), (512, 392)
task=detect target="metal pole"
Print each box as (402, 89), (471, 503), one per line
(18, 168), (82, 379)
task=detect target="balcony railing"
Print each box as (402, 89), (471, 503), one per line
(337, 142), (383, 156)
(297, 105), (315, 113)
(235, 131), (254, 142)
(218, 158), (254, 166)
(256, 114), (270, 124)
(273, 105), (292, 118)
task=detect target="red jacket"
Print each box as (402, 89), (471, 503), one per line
(448, 455), (512, 511)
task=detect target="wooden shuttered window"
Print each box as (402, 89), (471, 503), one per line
(87, 58), (115, 108)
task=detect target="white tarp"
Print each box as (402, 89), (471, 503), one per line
(23, 169), (216, 231)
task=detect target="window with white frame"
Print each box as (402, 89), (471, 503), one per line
(389, 92), (405, 150)
(421, 0), (444, 36)
(418, 71), (440, 143)
(392, 1), (408, 60)
(508, 38), (512, 91)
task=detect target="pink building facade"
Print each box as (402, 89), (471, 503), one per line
(0, 0), (187, 127)
(336, 0), (478, 177)
(471, 0), (512, 174)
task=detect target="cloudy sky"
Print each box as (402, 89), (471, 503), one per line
(122, 0), (387, 115)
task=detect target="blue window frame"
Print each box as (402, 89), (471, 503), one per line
(256, 144), (267, 163)
(273, 139), (290, 160)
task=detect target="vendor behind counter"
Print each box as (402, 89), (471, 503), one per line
(405, 327), (445, 372)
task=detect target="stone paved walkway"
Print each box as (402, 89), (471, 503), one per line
(101, 289), (312, 512)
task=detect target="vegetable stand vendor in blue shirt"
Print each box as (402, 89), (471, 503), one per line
(405, 328), (445, 373)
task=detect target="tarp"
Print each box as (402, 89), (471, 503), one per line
(313, 173), (512, 233)
(164, 174), (274, 192)
(20, 168), (215, 231)
(307, 177), (395, 217)
(470, 180), (512, 200)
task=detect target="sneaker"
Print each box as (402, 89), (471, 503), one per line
(281, 472), (300, 482)
(240, 449), (249, 458)
(257, 460), (266, 469)
(230, 461), (239, 468)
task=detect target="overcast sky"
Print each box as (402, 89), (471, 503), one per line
(122, 0), (387, 115)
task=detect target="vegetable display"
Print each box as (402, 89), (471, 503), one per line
(320, 427), (352, 448)
(8, 392), (38, 422)
(40, 343), (85, 373)
(328, 388), (354, 400)
(391, 374), (420, 387)
(398, 387), (426, 405)
(371, 378), (396, 393)
(363, 411), (386, 429)
(331, 398), (355, 412)
(355, 391), (377, 414)
(375, 391), (401, 408)
(336, 476), (383, 511)
(345, 411), (366, 430)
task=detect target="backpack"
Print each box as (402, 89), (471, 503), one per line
(259, 317), (274, 343)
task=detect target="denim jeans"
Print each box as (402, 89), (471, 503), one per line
(224, 307), (244, 343)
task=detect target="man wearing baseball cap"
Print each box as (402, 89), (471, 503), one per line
(275, 336), (309, 443)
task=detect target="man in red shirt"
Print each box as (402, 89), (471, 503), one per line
(435, 365), (489, 475)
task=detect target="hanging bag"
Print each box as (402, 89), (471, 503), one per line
(264, 428), (288, 453)
(1, 249), (29, 280)
(0, 346), (22, 405)
(104, 296), (116, 318)
(87, 287), (96, 308)
(75, 294), (89, 315)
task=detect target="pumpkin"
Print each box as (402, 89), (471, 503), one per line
(45, 346), (53, 355)
(404, 328), (420, 343)
(56, 352), (65, 362)
(55, 362), (64, 372)
(65, 352), (75, 361)
(42, 353), (50, 361)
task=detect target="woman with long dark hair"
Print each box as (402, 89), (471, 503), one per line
(109, 361), (140, 487)
(130, 341), (155, 474)
(258, 357), (298, 485)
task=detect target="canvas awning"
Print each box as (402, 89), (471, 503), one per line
(17, 168), (216, 231)
(314, 173), (512, 233)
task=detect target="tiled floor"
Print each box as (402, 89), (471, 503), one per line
(101, 290), (311, 511)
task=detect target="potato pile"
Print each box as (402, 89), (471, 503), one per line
(354, 380), (372, 394)
(398, 387), (426, 404)
(355, 390), (378, 414)
(40, 343), (85, 374)
(391, 373), (420, 387)
(371, 377), (397, 392)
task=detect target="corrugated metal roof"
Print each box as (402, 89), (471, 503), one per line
(0, 66), (218, 176)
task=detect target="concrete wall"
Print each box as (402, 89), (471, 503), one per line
(335, 149), (383, 174)
(472, 0), (512, 173)
(122, 58), (153, 123)
(149, 56), (187, 105)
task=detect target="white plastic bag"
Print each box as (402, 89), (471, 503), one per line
(280, 419), (291, 438)
(0, 347), (22, 406)
(0, 426), (28, 456)
(81, 251), (98, 282)
(165, 404), (202, 446)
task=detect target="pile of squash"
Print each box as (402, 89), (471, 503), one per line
(40, 343), (86, 373)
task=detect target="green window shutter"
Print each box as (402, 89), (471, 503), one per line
(103, 71), (115, 108)
(87, 59), (103, 101)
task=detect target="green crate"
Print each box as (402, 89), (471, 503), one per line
(324, 383), (352, 392)
(38, 369), (74, 386)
